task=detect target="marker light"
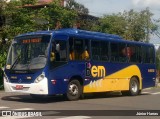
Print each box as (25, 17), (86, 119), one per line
(51, 80), (56, 85)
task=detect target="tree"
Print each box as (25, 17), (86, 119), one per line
(65, 0), (89, 14)
(0, 1), (9, 72)
(21, 0), (38, 6)
(37, 0), (77, 29)
(97, 14), (126, 36)
(92, 8), (156, 42)
(0, 0), (77, 74)
(156, 48), (160, 70)
(1, 0), (77, 39)
(123, 8), (154, 42)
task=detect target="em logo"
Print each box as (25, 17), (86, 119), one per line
(86, 63), (106, 78)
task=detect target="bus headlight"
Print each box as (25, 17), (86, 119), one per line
(3, 73), (9, 82)
(34, 72), (45, 83)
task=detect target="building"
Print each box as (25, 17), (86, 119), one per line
(23, 0), (65, 8)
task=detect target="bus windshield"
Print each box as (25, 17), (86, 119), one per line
(6, 35), (51, 71)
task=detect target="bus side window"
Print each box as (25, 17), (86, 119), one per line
(81, 47), (89, 60)
(69, 38), (75, 60)
(142, 46), (154, 64)
(110, 43), (119, 62)
(50, 41), (67, 62)
(81, 40), (90, 60)
(50, 42), (57, 62)
(126, 44), (142, 63)
(69, 38), (90, 61)
(118, 43), (127, 62)
(69, 47), (75, 60)
(91, 41), (100, 61)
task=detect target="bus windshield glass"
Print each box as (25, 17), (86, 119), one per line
(6, 35), (51, 71)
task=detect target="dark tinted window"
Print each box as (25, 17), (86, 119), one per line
(149, 47), (155, 63)
(69, 38), (90, 60)
(101, 42), (109, 61)
(91, 41), (101, 61)
(142, 46), (154, 63)
(127, 44), (142, 63)
(91, 40), (109, 61)
(110, 42), (127, 62)
(118, 43), (127, 62)
(52, 40), (67, 61)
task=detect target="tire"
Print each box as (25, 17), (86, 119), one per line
(66, 80), (82, 101)
(122, 77), (140, 96)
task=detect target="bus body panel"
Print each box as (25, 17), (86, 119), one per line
(4, 66), (50, 94)
(83, 62), (141, 93)
(138, 64), (156, 88)
(3, 28), (156, 96)
(48, 61), (85, 95)
(83, 62), (155, 93)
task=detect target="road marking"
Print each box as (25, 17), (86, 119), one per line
(142, 92), (150, 94)
(151, 92), (160, 95)
(56, 116), (91, 119)
(14, 108), (34, 110)
(0, 107), (9, 109)
(142, 92), (160, 95)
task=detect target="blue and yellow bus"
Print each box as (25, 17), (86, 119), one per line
(3, 28), (156, 100)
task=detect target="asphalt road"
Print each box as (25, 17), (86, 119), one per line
(0, 87), (160, 119)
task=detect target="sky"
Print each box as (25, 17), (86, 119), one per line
(75, 0), (160, 44)
(75, 0), (160, 18)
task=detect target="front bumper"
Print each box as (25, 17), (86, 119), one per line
(4, 77), (48, 95)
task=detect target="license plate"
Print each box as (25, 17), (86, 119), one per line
(16, 85), (23, 90)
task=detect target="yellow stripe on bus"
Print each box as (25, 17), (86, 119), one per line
(83, 65), (142, 93)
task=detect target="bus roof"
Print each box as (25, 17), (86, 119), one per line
(15, 28), (154, 46)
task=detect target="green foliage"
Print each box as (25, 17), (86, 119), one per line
(92, 8), (156, 42)
(21, 0), (38, 6)
(0, 43), (9, 88)
(0, 0), (77, 39)
(0, 0), (77, 70)
(98, 14), (126, 35)
(38, 0), (77, 29)
(0, 69), (3, 89)
(156, 47), (160, 70)
(156, 55), (160, 70)
(66, 0), (89, 14)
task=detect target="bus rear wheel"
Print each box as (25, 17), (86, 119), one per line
(122, 77), (140, 96)
(66, 80), (82, 101)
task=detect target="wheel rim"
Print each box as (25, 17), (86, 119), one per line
(131, 80), (138, 93)
(69, 83), (79, 96)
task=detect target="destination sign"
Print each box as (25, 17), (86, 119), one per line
(22, 38), (41, 44)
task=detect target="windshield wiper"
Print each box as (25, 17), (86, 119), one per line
(10, 55), (20, 70)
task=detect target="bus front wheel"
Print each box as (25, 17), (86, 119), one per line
(66, 80), (82, 101)
(122, 77), (140, 96)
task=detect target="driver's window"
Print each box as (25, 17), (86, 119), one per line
(50, 40), (67, 62)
